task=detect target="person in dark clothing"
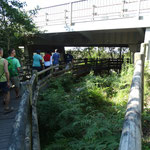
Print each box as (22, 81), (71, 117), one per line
(65, 51), (74, 70)
(52, 49), (60, 71)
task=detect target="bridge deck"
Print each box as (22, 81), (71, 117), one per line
(0, 89), (21, 150)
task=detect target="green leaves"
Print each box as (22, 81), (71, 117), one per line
(0, 0), (37, 57)
(37, 65), (134, 150)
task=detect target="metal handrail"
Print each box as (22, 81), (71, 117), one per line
(33, 0), (150, 28)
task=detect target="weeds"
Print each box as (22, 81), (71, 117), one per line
(142, 67), (150, 149)
(38, 64), (135, 150)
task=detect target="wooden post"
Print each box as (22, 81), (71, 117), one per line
(130, 50), (132, 64)
(117, 58), (120, 73)
(134, 53), (144, 112)
(32, 84), (41, 150)
(120, 47), (122, 59)
(84, 58), (88, 66)
(96, 58), (98, 67)
(26, 81), (33, 106)
(27, 82), (33, 150)
(33, 70), (38, 85)
(8, 91), (31, 150)
(25, 110), (32, 150)
(108, 58), (110, 74)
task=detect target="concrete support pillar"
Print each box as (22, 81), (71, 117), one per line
(129, 44), (140, 63)
(144, 28), (150, 63)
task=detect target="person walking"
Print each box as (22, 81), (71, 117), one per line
(44, 51), (52, 69)
(43, 51), (52, 75)
(7, 48), (21, 98)
(0, 48), (13, 113)
(65, 51), (74, 70)
(52, 49), (60, 71)
(32, 50), (43, 72)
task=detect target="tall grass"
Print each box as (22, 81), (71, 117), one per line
(142, 66), (150, 150)
(37, 64), (135, 150)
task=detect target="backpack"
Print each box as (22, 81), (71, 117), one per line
(7, 57), (17, 77)
(0, 58), (4, 80)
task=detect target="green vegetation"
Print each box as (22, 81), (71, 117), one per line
(37, 64), (135, 150)
(0, 0), (37, 57)
(37, 64), (150, 150)
(142, 66), (150, 150)
(70, 47), (129, 60)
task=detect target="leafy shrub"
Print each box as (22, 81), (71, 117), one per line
(37, 65), (134, 150)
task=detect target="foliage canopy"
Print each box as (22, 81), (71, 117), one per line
(0, 0), (37, 57)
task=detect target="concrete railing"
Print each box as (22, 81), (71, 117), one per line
(33, 0), (150, 28)
(119, 42), (149, 150)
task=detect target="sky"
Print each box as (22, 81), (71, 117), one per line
(20, 0), (76, 10)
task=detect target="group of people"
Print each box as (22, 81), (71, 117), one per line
(32, 49), (74, 72)
(32, 49), (60, 72)
(0, 48), (73, 113)
(0, 48), (21, 113)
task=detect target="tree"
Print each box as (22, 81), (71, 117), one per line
(0, 0), (38, 57)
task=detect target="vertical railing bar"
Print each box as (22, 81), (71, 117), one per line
(121, 0), (125, 17)
(45, 12), (48, 26)
(137, 0), (141, 19)
(70, 2), (73, 25)
(92, 5), (96, 21)
(64, 9), (67, 24)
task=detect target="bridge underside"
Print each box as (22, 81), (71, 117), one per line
(27, 28), (145, 53)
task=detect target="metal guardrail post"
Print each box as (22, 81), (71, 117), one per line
(137, 0), (141, 19)
(45, 13), (48, 26)
(64, 9), (68, 24)
(121, 0), (125, 18)
(70, 2), (73, 26)
(92, 5), (96, 21)
(33, 0), (150, 27)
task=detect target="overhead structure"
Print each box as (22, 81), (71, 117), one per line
(26, 0), (150, 62)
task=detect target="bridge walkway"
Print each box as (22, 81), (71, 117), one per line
(0, 89), (21, 150)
